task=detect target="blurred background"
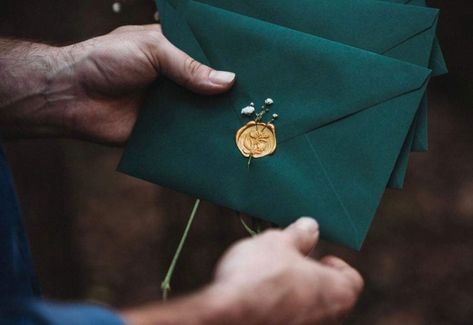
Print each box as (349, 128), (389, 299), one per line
(1, 0), (472, 324)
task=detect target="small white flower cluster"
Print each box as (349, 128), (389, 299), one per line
(241, 99), (275, 116)
(241, 105), (256, 116)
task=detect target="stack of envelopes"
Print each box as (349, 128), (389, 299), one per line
(119, 0), (447, 250)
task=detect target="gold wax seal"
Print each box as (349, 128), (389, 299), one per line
(235, 121), (277, 158)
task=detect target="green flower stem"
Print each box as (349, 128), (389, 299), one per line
(247, 155), (253, 169)
(161, 198), (201, 301)
(240, 216), (257, 237)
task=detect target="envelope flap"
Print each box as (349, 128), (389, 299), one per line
(176, 1), (431, 142)
(386, 0), (425, 5)
(304, 82), (428, 249)
(193, 0), (439, 55)
(156, 0), (208, 64)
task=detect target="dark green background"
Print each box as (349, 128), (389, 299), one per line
(1, 1), (472, 324)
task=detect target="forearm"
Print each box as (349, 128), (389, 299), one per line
(0, 38), (67, 139)
(120, 285), (250, 325)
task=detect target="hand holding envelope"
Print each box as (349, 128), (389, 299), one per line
(119, 0), (446, 249)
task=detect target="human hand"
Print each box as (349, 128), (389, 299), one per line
(54, 24), (235, 144)
(121, 218), (363, 325)
(0, 25), (235, 143)
(211, 217), (364, 324)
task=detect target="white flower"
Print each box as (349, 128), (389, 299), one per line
(272, 113), (279, 119)
(241, 106), (256, 116)
(265, 98), (274, 105)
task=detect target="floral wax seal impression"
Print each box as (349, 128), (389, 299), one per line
(236, 99), (278, 167)
(236, 121), (277, 158)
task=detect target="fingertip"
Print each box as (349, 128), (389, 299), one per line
(196, 70), (235, 95)
(179, 62), (235, 95)
(209, 70), (236, 86)
(288, 217), (319, 235)
(285, 217), (319, 255)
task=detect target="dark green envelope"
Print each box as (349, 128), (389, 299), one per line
(381, 0), (447, 187)
(119, 0), (432, 249)
(380, 0), (447, 186)
(382, 0), (448, 77)
(190, 0), (440, 189)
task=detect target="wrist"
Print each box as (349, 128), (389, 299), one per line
(186, 283), (263, 325)
(119, 284), (251, 325)
(199, 283), (249, 325)
(0, 40), (71, 139)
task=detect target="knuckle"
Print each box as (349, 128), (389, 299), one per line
(338, 291), (359, 313)
(341, 267), (364, 294)
(262, 229), (283, 237)
(226, 238), (253, 255)
(229, 229), (285, 253)
(331, 279), (361, 313)
(260, 229), (286, 242)
(111, 26), (128, 33)
(351, 270), (364, 292)
(324, 256), (364, 292)
(145, 29), (164, 43)
(112, 25), (139, 33)
(184, 57), (204, 77)
(181, 56), (210, 88)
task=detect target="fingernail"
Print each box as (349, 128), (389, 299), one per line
(209, 70), (236, 85)
(291, 217), (319, 235)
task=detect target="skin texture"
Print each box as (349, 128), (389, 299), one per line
(0, 25), (363, 324)
(121, 218), (363, 325)
(0, 24), (236, 144)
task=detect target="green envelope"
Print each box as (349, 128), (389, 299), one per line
(119, 0), (432, 249)
(381, 0), (448, 77)
(189, 0), (440, 189)
(382, 0), (447, 177)
(379, 0), (448, 186)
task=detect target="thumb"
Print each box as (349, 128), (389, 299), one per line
(284, 217), (320, 255)
(153, 30), (235, 95)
